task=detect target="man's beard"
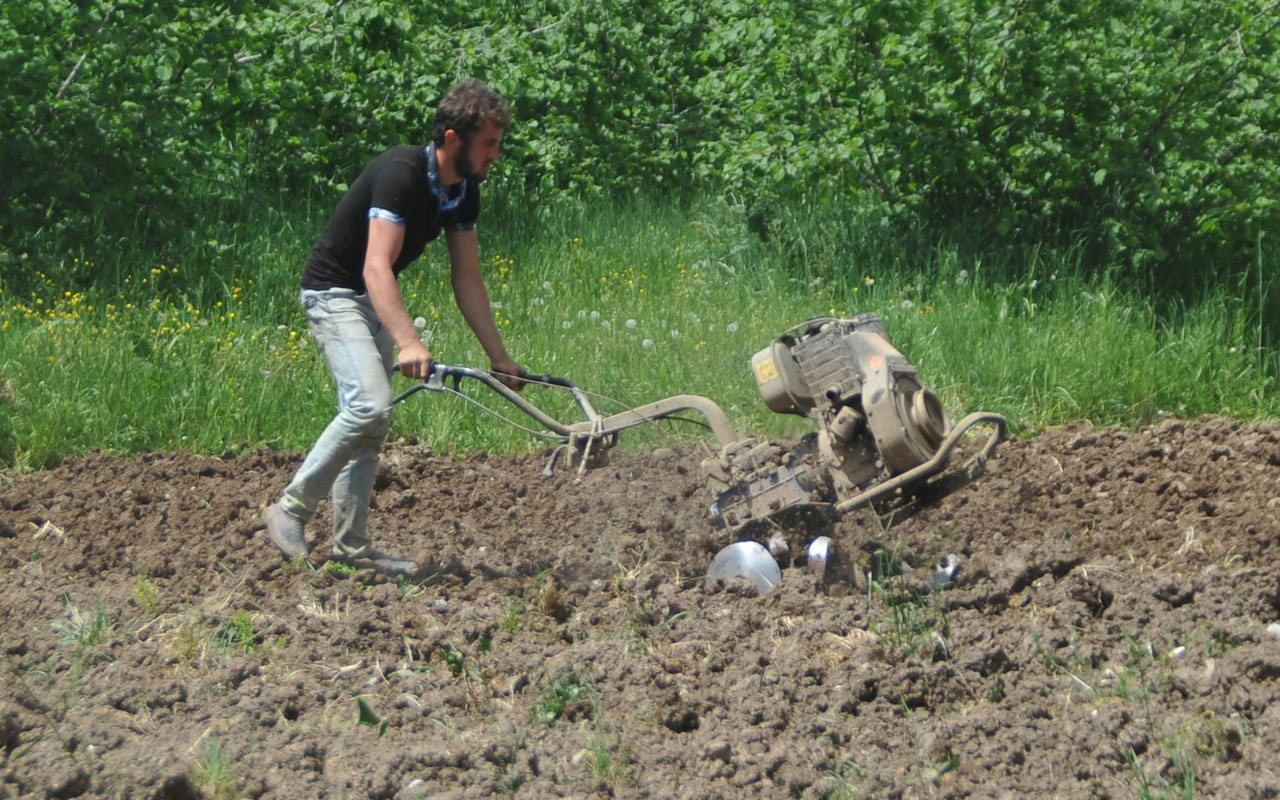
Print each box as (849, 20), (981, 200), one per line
(455, 141), (488, 183)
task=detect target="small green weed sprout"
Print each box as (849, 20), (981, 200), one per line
(1124, 745), (1195, 800)
(626, 598), (663, 655)
(502, 598), (525, 634)
(193, 735), (237, 800)
(987, 675), (1006, 703)
(924, 748), (962, 784)
(169, 615), (208, 666)
(355, 694), (390, 737)
(396, 574), (427, 600)
(822, 758), (865, 799)
(583, 725), (631, 783)
(532, 670), (595, 725)
(438, 639), (491, 685)
(132, 578), (164, 615)
(61, 658), (85, 712)
(322, 560), (356, 578)
(1200, 628), (1239, 658)
(495, 721), (527, 795)
(867, 540), (912, 582)
(506, 568), (574, 633)
(216, 610), (258, 654)
(1124, 712), (1240, 800)
(864, 544), (950, 660)
(439, 646), (467, 679)
(53, 597), (110, 650)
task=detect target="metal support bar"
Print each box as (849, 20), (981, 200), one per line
(562, 394), (740, 447)
(833, 411), (1007, 512)
(394, 364), (739, 449)
(394, 365), (582, 437)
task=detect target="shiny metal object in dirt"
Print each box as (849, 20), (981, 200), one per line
(806, 536), (833, 581)
(705, 541), (782, 595)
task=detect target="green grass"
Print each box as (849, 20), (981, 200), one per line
(192, 735), (237, 800)
(822, 759), (865, 799)
(1, 193), (1276, 470)
(52, 597), (111, 650)
(582, 725), (632, 783)
(865, 543), (952, 661)
(215, 610), (259, 654)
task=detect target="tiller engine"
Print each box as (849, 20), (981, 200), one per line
(702, 315), (1006, 532)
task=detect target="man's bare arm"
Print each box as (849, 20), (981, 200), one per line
(364, 217), (432, 378)
(446, 228), (523, 387)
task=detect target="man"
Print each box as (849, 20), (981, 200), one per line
(262, 79), (523, 576)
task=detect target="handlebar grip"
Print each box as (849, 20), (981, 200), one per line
(392, 361), (438, 375)
(519, 372), (577, 389)
(392, 363), (578, 391)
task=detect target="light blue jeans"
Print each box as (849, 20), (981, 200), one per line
(278, 288), (395, 556)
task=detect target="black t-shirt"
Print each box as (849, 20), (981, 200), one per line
(301, 145), (481, 292)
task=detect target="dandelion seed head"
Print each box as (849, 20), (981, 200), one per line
(589, 310), (600, 321)
(625, 319), (637, 329)
(562, 320), (572, 330)
(727, 322), (740, 334)
(642, 338), (654, 349)
(413, 316), (427, 330)
(956, 270), (969, 285)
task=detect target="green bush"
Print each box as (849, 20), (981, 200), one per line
(3, 0), (1276, 290)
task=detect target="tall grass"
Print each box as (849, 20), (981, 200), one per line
(0, 192), (1275, 471)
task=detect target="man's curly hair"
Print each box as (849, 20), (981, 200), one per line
(432, 79), (511, 146)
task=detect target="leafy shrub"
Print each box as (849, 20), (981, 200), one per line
(3, 0), (1275, 290)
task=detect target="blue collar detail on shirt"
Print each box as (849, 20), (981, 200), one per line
(425, 143), (466, 214)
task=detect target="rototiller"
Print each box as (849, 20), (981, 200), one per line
(396, 315), (1006, 532)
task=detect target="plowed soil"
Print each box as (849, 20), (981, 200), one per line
(2, 416), (1279, 799)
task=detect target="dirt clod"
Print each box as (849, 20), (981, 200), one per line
(1, 416), (1278, 796)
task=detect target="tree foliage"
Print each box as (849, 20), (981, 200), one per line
(3, 0), (1277, 285)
